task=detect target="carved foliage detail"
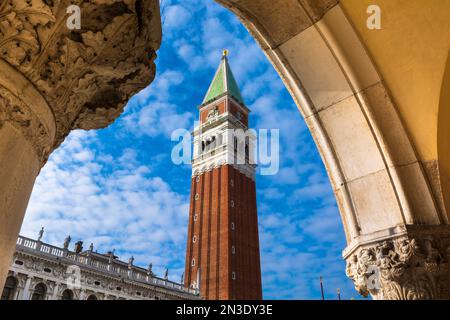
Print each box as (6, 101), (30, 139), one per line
(0, 0), (55, 67)
(0, 0), (162, 158)
(346, 235), (450, 300)
(0, 86), (53, 163)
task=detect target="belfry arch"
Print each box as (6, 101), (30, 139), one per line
(0, 0), (450, 300)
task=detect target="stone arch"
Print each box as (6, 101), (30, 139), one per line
(437, 51), (450, 217)
(31, 283), (47, 301)
(214, 0), (450, 299)
(61, 289), (74, 300)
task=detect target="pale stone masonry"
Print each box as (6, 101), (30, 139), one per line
(216, 0), (450, 299)
(2, 235), (199, 300)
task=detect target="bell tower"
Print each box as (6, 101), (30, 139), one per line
(184, 51), (262, 300)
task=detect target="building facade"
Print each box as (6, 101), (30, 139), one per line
(184, 52), (262, 300)
(1, 235), (199, 300)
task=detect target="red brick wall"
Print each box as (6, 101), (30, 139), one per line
(229, 101), (248, 127)
(184, 165), (261, 300)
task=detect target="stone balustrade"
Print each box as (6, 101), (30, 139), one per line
(16, 235), (198, 296)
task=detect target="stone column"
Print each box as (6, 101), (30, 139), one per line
(79, 289), (86, 301)
(0, 59), (53, 290)
(20, 275), (32, 300)
(51, 283), (60, 300)
(0, 123), (41, 291)
(0, 0), (162, 289)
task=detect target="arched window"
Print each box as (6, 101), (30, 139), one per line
(87, 294), (98, 300)
(31, 283), (47, 300)
(61, 289), (74, 300)
(245, 142), (249, 161)
(1, 276), (17, 300)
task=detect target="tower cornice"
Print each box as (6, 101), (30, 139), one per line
(198, 93), (251, 114)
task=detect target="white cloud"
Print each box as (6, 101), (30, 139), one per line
(134, 70), (185, 103)
(122, 69), (194, 138)
(260, 187), (284, 200)
(259, 208), (353, 299)
(301, 205), (345, 243)
(292, 183), (333, 201)
(163, 5), (192, 31)
(22, 130), (190, 279)
(122, 101), (193, 138)
(175, 42), (204, 71)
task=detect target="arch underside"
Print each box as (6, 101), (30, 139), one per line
(438, 51), (450, 227)
(215, 0), (450, 299)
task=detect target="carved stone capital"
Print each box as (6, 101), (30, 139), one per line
(0, 86), (53, 163)
(345, 226), (450, 300)
(0, 0), (162, 165)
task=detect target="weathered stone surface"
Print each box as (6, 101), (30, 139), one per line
(345, 226), (450, 300)
(216, 0), (339, 48)
(215, 0), (450, 300)
(0, 0), (162, 164)
(0, 120), (40, 297)
(0, 0), (162, 289)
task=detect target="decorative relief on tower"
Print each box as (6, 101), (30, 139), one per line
(200, 101), (226, 123)
(207, 106), (220, 120)
(345, 232), (450, 300)
(0, 0), (162, 164)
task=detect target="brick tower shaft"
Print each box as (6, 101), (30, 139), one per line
(184, 52), (262, 300)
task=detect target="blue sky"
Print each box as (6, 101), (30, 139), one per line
(21, 0), (362, 300)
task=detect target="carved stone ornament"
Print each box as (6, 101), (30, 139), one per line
(207, 106), (219, 119)
(0, 0), (162, 165)
(345, 232), (450, 300)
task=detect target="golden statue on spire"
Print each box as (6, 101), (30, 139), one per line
(222, 49), (229, 57)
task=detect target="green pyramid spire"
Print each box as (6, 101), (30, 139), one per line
(202, 52), (244, 105)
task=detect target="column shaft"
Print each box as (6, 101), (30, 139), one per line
(0, 123), (40, 288)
